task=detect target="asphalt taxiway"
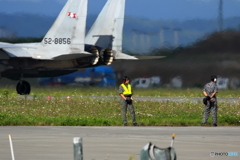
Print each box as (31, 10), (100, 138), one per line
(0, 126), (239, 160)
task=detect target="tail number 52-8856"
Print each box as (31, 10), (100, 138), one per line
(44, 38), (71, 44)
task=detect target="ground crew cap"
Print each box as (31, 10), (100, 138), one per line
(211, 75), (217, 81)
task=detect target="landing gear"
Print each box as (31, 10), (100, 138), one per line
(16, 80), (31, 95)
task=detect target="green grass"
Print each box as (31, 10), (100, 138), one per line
(0, 86), (239, 126)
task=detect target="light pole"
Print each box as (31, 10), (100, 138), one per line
(218, 0), (223, 31)
(131, 29), (157, 53)
(173, 28), (181, 48)
(160, 26), (169, 48)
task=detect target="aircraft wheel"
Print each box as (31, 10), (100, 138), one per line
(16, 80), (31, 95)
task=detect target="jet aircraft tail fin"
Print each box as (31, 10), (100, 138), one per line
(37, 0), (88, 60)
(85, 0), (136, 60)
(85, 0), (125, 49)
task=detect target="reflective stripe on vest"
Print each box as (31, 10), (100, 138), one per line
(121, 83), (132, 95)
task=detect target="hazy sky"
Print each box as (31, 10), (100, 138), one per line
(0, 0), (239, 20)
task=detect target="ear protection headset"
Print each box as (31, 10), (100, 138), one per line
(211, 75), (217, 82)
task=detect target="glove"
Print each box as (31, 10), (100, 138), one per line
(203, 96), (211, 105)
(125, 98), (132, 104)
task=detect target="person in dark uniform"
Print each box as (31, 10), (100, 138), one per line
(202, 75), (218, 126)
(119, 76), (139, 126)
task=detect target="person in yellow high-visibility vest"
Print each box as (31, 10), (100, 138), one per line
(119, 76), (139, 126)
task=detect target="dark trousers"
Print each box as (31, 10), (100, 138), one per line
(202, 101), (218, 124)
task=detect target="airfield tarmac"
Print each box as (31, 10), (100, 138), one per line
(0, 126), (239, 160)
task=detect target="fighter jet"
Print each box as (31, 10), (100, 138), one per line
(0, 0), (136, 95)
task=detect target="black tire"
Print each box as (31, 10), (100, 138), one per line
(16, 80), (31, 95)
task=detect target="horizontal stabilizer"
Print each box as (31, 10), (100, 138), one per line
(114, 53), (166, 60)
(2, 48), (31, 58)
(0, 42), (36, 49)
(135, 56), (166, 60)
(114, 52), (138, 60)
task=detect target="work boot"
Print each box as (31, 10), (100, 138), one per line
(213, 123), (217, 127)
(133, 123), (139, 126)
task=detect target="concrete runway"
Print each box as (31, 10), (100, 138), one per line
(0, 126), (239, 160)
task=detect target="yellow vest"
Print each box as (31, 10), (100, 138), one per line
(121, 83), (132, 95)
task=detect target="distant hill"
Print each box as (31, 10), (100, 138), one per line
(0, 12), (240, 54)
(180, 30), (240, 54)
(112, 30), (240, 88)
